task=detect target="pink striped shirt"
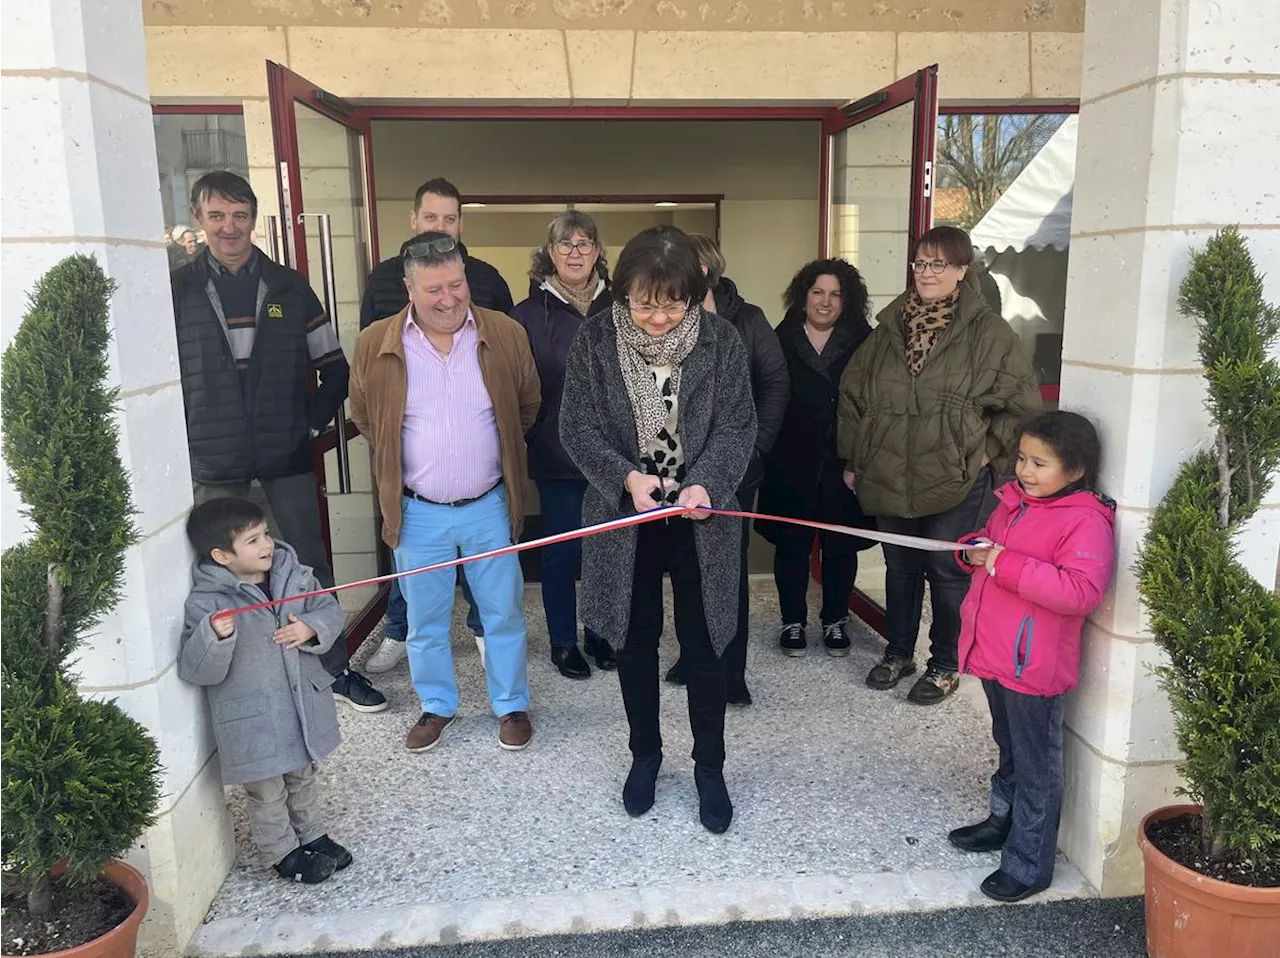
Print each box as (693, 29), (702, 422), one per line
(401, 309), (503, 503)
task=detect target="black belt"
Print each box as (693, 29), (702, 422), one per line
(403, 479), (502, 508)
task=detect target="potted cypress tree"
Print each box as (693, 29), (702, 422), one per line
(1136, 227), (1280, 957)
(1, 255), (163, 957)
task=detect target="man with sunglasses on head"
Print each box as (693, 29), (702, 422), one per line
(360, 178), (513, 675)
(349, 232), (541, 753)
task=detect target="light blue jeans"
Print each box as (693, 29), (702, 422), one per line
(394, 486), (529, 718)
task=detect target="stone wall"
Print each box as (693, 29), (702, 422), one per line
(143, 0), (1083, 33)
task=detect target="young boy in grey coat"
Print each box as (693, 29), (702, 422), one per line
(179, 497), (352, 884)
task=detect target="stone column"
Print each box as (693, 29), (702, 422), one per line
(1, 1), (234, 952)
(1057, 0), (1280, 895)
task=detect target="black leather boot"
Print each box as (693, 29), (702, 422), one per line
(948, 813), (1012, 852)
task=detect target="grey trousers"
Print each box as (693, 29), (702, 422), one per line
(193, 473), (347, 676)
(983, 679), (1065, 887)
(241, 763), (325, 864)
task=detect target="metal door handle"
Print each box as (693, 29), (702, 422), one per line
(262, 214), (283, 264)
(298, 211), (352, 495)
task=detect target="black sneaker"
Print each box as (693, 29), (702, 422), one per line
(778, 623), (807, 657)
(302, 834), (353, 871)
(274, 846), (336, 884)
(332, 669), (389, 713)
(822, 619), (851, 657)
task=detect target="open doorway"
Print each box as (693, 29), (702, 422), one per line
(266, 64), (940, 648)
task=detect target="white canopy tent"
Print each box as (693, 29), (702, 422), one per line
(969, 115), (1078, 394)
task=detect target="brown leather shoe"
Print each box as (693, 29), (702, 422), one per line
(405, 712), (455, 753)
(498, 711), (533, 751)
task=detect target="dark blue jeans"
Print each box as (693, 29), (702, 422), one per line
(386, 566), (482, 642)
(877, 468), (992, 673)
(536, 478), (601, 650)
(983, 679), (1065, 887)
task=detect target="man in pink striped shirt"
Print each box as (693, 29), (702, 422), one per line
(349, 234), (541, 754)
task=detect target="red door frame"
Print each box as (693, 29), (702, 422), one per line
(267, 62), (388, 648)
(818, 65), (939, 261)
(259, 83), (1075, 642)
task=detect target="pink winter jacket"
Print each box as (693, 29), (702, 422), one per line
(957, 481), (1116, 697)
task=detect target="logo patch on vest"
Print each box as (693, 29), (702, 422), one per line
(266, 303), (284, 318)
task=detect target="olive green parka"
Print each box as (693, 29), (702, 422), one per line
(836, 270), (1040, 519)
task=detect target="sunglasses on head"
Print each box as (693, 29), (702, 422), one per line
(403, 236), (458, 259)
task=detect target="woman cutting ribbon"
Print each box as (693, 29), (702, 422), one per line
(559, 225), (757, 834)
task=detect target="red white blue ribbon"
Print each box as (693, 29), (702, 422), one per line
(214, 504), (977, 620)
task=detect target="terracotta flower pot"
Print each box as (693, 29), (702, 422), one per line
(1139, 804), (1280, 958)
(2, 860), (149, 958)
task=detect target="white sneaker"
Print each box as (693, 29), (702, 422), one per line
(365, 636), (407, 673)
(474, 635), (486, 670)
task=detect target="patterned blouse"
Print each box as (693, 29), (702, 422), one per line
(641, 364), (685, 505)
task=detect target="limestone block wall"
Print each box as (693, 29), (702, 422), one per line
(1056, 0), (1280, 896)
(2, 2), (236, 954)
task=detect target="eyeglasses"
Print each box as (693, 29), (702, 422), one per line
(553, 240), (597, 256)
(910, 259), (951, 274)
(628, 300), (688, 320)
(404, 236), (458, 259)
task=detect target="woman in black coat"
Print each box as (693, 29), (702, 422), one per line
(664, 233), (789, 707)
(756, 258), (874, 657)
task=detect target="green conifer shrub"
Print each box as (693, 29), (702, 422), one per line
(1, 255), (162, 919)
(1137, 227), (1280, 870)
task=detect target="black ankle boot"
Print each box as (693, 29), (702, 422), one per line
(948, 813), (1012, 852)
(694, 764), (733, 834)
(980, 868), (1050, 902)
(623, 754), (662, 817)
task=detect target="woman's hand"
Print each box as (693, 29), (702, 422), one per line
(625, 470), (663, 512)
(965, 546), (990, 567)
(677, 484), (712, 519)
(842, 469), (856, 491)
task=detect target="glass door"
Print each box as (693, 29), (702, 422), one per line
(267, 61), (387, 651)
(819, 65), (939, 632)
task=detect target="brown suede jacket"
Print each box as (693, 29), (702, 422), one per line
(349, 305), (541, 547)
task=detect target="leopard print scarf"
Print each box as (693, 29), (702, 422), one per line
(902, 290), (959, 375)
(612, 300), (702, 453)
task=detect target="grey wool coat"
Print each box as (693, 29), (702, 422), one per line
(177, 541), (344, 786)
(559, 311), (757, 655)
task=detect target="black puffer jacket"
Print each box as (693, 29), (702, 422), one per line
(172, 253), (349, 484)
(509, 278), (612, 482)
(756, 307), (874, 549)
(712, 276), (789, 491)
(360, 236), (514, 328)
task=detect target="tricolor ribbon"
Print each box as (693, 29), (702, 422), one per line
(213, 504), (983, 621)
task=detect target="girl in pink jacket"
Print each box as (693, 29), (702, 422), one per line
(949, 411), (1116, 903)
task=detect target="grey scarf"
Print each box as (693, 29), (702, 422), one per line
(612, 300), (702, 453)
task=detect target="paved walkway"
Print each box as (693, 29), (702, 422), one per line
(189, 582), (1093, 955)
(245, 897), (1147, 958)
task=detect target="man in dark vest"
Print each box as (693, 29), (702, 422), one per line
(172, 171), (387, 714)
(360, 177), (514, 676)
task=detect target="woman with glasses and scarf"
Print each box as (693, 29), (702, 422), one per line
(837, 226), (1041, 706)
(560, 226), (756, 834)
(509, 210), (614, 680)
